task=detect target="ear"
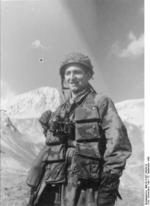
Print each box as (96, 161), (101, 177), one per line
(87, 72), (92, 80)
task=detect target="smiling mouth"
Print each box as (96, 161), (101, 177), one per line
(69, 82), (78, 85)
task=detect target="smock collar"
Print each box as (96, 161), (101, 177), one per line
(69, 86), (91, 105)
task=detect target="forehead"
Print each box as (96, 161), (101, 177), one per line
(64, 63), (86, 73)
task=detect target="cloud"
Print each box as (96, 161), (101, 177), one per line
(31, 40), (46, 49)
(0, 80), (16, 106)
(128, 31), (136, 41)
(111, 32), (144, 58)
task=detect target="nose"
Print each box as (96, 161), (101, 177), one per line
(68, 72), (75, 80)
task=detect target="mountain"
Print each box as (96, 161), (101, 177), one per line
(116, 99), (144, 126)
(1, 87), (60, 118)
(1, 87), (61, 172)
(0, 87), (60, 205)
(0, 87), (144, 206)
(115, 99), (144, 206)
(0, 110), (43, 171)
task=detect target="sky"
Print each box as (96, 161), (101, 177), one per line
(1, 0), (144, 103)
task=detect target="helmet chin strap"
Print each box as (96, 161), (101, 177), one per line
(60, 77), (71, 102)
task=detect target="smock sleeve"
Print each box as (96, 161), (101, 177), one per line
(39, 110), (52, 136)
(97, 96), (132, 176)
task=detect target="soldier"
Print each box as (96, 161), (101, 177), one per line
(26, 52), (132, 206)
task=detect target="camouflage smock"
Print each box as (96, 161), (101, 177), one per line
(35, 87), (132, 206)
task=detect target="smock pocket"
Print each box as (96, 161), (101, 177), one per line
(72, 154), (102, 182)
(43, 161), (66, 184)
(47, 144), (66, 162)
(75, 121), (101, 141)
(76, 141), (102, 159)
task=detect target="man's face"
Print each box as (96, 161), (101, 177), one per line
(64, 64), (90, 93)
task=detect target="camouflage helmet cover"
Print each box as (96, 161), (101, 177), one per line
(59, 52), (94, 78)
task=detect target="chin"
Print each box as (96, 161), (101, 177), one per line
(70, 87), (83, 93)
(70, 88), (79, 93)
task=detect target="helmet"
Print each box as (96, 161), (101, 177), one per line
(59, 52), (94, 78)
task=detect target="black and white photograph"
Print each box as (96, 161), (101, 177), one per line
(1, 0), (148, 206)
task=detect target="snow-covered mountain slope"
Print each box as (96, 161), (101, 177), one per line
(0, 87), (61, 172)
(0, 111), (43, 171)
(1, 87), (60, 118)
(0, 88), (144, 206)
(116, 99), (144, 189)
(116, 99), (144, 127)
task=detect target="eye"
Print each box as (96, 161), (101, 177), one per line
(65, 70), (70, 76)
(74, 70), (83, 75)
